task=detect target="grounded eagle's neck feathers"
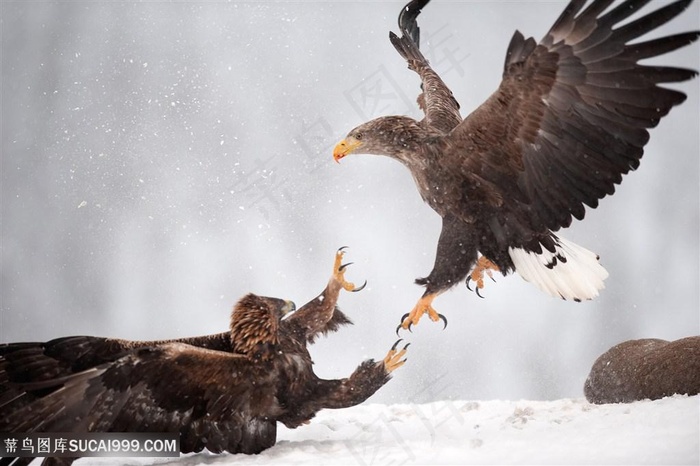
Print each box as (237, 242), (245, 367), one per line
(229, 293), (280, 361)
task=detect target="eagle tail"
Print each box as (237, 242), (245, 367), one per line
(508, 236), (608, 302)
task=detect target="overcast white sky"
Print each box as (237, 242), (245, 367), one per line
(2, 0), (698, 403)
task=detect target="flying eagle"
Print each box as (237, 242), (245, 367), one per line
(333, 0), (699, 330)
(0, 248), (408, 465)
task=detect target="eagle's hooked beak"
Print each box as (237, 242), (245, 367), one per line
(281, 300), (296, 316)
(333, 137), (362, 163)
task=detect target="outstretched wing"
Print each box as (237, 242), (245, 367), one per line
(390, 0), (462, 134)
(0, 342), (280, 455)
(448, 0), (699, 232)
(0, 333), (236, 405)
(284, 298), (352, 344)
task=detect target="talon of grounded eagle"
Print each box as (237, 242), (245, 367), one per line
(476, 287), (485, 299)
(333, 248), (366, 292)
(383, 339), (410, 372)
(351, 280), (367, 292)
(466, 276), (473, 292)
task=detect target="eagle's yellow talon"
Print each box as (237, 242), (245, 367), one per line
(383, 340), (409, 372)
(470, 256), (499, 287)
(426, 307), (441, 322)
(398, 293), (446, 331)
(467, 256), (500, 297)
(332, 247), (366, 292)
(333, 248), (346, 274)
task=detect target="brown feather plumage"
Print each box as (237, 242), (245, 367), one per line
(336, 0), (698, 314)
(0, 251), (398, 464)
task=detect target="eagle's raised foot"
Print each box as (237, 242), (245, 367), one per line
(396, 294), (447, 335)
(466, 256), (499, 298)
(334, 247), (367, 292)
(382, 339), (410, 372)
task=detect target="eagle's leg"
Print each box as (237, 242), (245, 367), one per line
(466, 256), (500, 297)
(397, 293), (448, 334)
(334, 247), (367, 292)
(382, 339), (409, 372)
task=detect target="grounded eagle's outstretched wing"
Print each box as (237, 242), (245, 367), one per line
(389, 0), (462, 133)
(0, 333), (236, 417)
(448, 0), (699, 233)
(0, 342), (280, 455)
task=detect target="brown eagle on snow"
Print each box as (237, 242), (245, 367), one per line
(334, 0), (699, 331)
(0, 248), (408, 466)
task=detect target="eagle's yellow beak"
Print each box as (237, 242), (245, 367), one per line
(333, 138), (362, 163)
(281, 300), (296, 316)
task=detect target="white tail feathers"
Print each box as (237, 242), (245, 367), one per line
(508, 237), (609, 302)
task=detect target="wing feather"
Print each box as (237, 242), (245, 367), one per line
(389, 1), (462, 134)
(0, 343), (279, 455)
(446, 0), (698, 232)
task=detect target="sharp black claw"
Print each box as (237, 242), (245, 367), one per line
(476, 287), (485, 299)
(490, 275), (496, 283)
(338, 246), (349, 252)
(339, 261), (353, 272)
(352, 280), (367, 292)
(391, 339), (403, 351)
(466, 277), (473, 291)
(438, 314), (448, 330)
(403, 342), (411, 350)
(396, 313), (413, 336)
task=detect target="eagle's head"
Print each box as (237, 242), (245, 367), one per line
(333, 116), (425, 163)
(229, 293), (295, 362)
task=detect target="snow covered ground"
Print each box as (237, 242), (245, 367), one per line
(81, 395), (698, 465)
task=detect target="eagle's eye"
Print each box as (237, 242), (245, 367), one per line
(354, 132), (363, 141)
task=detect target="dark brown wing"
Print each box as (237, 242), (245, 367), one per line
(398, 0), (427, 46)
(0, 333), (235, 406)
(447, 0), (699, 232)
(283, 299), (351, 344)
(0, 342), (280, 455)
(390, 0), (462, 134)
(0, 336), (133, 417)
